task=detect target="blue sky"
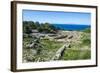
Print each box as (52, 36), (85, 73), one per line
(23, 10), (91, 25)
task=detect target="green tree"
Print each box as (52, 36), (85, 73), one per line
(24, 25), (32, 34)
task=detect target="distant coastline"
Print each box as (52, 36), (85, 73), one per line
(23, 21), (91, 33)
(51, 24), (90, 31)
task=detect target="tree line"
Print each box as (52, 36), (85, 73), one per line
(23, 21), (58, 34)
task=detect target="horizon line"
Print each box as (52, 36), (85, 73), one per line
(23, 20), (90, 25)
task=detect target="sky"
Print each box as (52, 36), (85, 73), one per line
(23, 10), (91, 25)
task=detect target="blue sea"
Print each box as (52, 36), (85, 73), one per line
(52, 24), (90, 31)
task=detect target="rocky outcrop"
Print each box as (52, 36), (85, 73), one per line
(51, 44), (69, 60)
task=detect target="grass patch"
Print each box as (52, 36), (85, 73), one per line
(40, 39), (63, 51)
(61, 49), (91, 60)
(82, 28), (91, 33)
(23, 38), (64, 62)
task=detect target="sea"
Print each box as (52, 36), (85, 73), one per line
(52, 24), (90, 31)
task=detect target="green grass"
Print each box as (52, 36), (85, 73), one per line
(80, 32), (91, 47)
(23, 38), (64, 62)
(40, 39), (63, 51)
(23, 30), (91, 62)
(82, 28), (91, 33)
(61, 49), (91, 60)
(60, 31), (91, 60)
